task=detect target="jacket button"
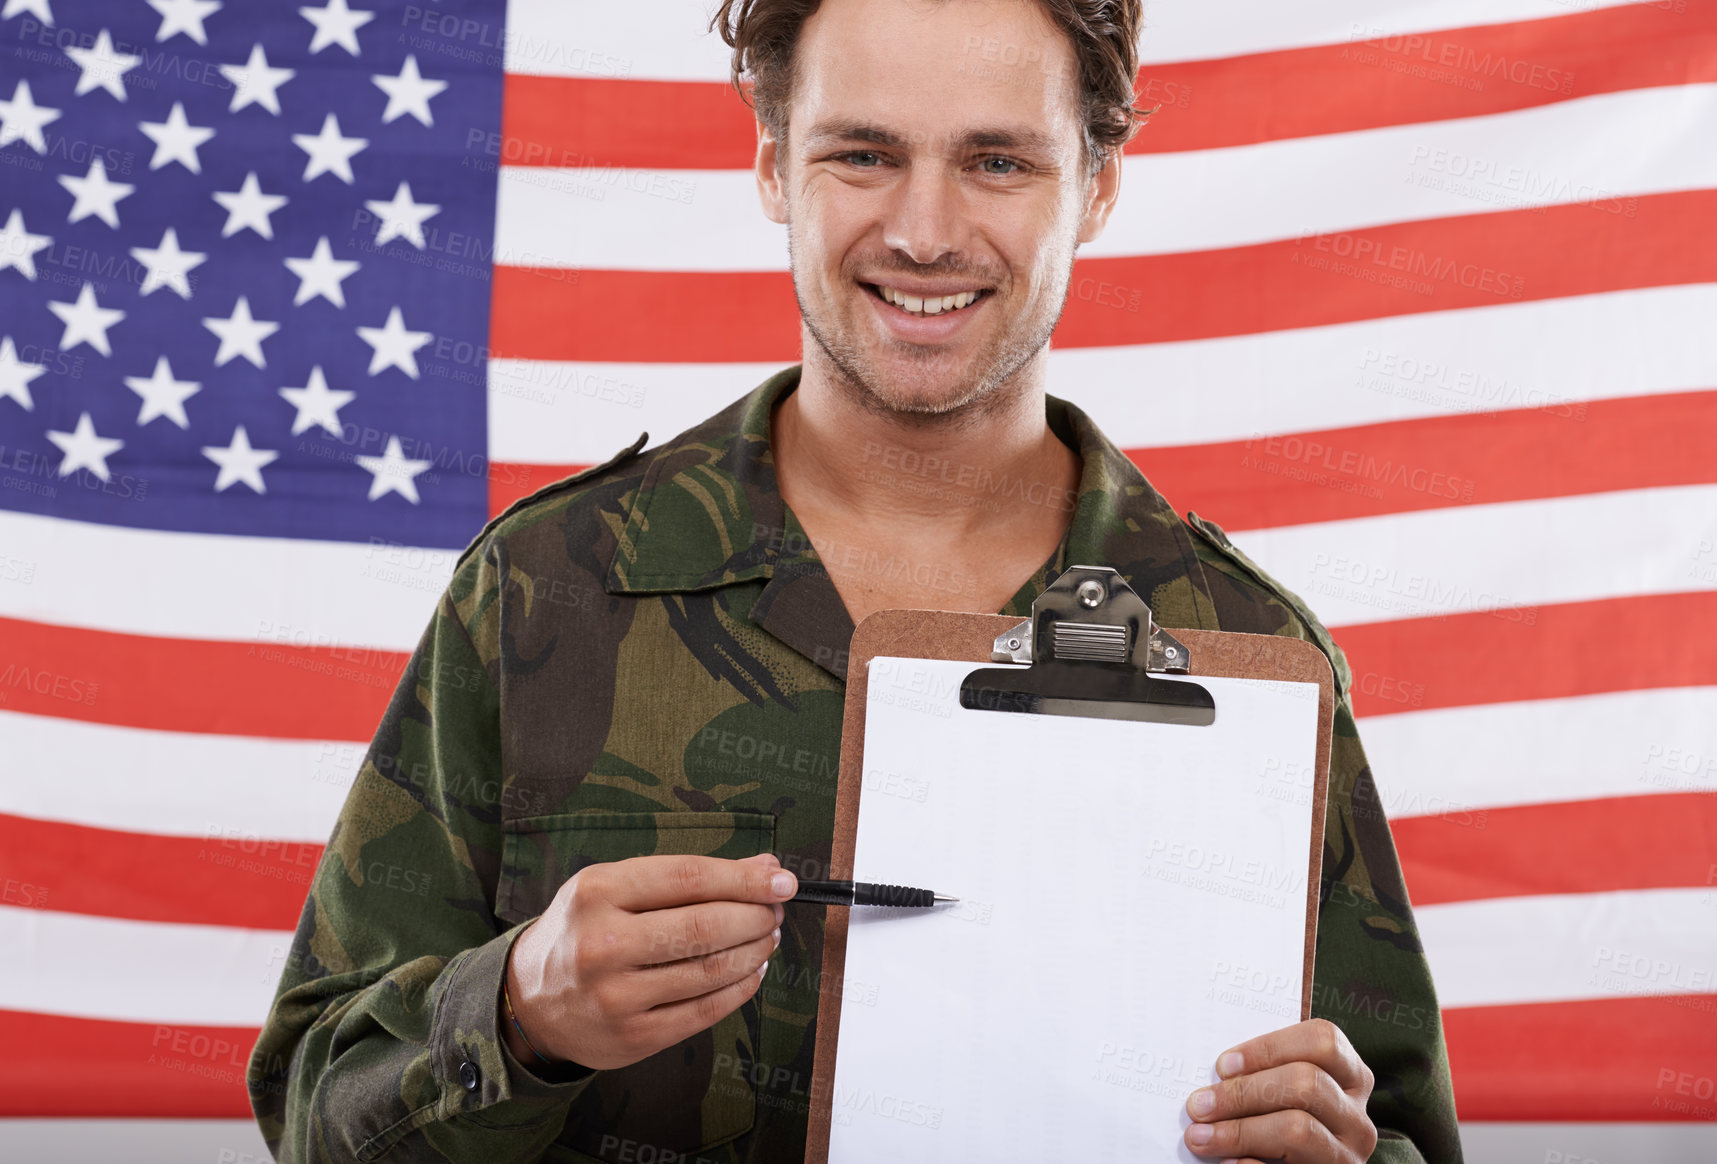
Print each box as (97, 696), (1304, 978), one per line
(459, 1059), (480, 1092)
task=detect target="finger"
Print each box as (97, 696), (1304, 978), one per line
(1186, 1062), (1363, 1142)
(1184, 1106), (1341, 1162)
(608, 854), (797, 912)
(636, 952), (770, 1049)
(628, 899), (781, 965)
(1215, 1018), (1368, 1093)
(633, 925), (780, 1007)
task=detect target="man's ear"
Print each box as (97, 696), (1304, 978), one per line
(756, 119), (788, 224)
(1075, 146), (1122, 245)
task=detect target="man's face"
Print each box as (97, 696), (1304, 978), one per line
(756, 0), (1121, 418)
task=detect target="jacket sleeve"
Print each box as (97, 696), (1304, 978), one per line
(247, 544), (596, 1162)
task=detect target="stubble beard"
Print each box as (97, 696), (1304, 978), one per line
(788, 224), (1072, 432)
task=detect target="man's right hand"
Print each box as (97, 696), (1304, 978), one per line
(502, 852), (797, 1071)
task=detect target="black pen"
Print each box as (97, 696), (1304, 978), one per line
(790, 879), (959, 908)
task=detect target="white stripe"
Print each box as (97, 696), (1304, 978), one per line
(488, 284), (1717, 463)
(1360, 688), (1717, 818)
(1418, 888), (1717, 1008)
(494, 85), (1717, 271)
(0, 510), (452, 648)
(0, 711), (358, 841)
(0, 906), (291, 1026)
(1227, 483), (1717, 627)
(501, 0), (1657, 80)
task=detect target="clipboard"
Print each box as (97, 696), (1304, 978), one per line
(804, 565), (1336, 1163)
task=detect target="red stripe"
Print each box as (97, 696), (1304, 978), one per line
(1337, 591), (1717, 717)
(1140, 390), (1717, 529)
(499, 6), (1717, 168)
(1394, 793), (1717, 906)
(0, 616), (402, 741)
(0, 814), (319, 930)
(490, 189), (1717, 363)
(0, 1009), (256, 1117)
(1443, 994), (1717, 1120)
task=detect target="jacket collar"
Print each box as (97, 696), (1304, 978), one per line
(606, 365), (1214, 679)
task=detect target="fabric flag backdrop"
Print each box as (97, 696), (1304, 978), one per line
(1, 0), (1714, 1148)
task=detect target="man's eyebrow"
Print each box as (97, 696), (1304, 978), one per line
(800, 120), (1064, 157)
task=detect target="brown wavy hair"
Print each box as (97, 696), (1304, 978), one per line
(709, 0), (1150, 180)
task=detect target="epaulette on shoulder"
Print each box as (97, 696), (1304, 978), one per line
(1183, 510), (1352, 701)
(454, 431), (650, 570)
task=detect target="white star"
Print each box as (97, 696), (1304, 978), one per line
(219, 43), (294, 115)
(0, 208), (51, 280)
(64, 29), (141, 101)
(284, 236), (359, 307)
(0, 80), (60, 154)
(0, 336), (45, 411)
(202, 425), (278, 493)
(130, 227), (207, 299)
(147, 0), (221, 44)
(291, 112), (366, 184)
(364, 181), (438, 249)
(47, 283), (125, 355)
(2, 0), (54, 24)
(356, 435), (431, 503)
(356, 306), (431, 378)
(56, 157), (135, 228)
(372, 54), (445, 126)
(279, 365), (354, 435)
(202, 295), (279, 367)
(139, 101), (215, 172)
(46, 412), (124, 481)
(212, 171), (287, 239)
(299, 0), (373, 55)
(124, 355), (200, 427)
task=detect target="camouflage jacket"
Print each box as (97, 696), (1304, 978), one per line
(249, 365), (1462, 1163)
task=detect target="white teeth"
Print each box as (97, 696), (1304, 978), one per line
(877, 286), (980, 315)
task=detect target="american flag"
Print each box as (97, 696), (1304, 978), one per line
(1, 0), (1714, 1154)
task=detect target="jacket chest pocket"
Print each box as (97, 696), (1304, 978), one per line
(498, 810), (777, 1163)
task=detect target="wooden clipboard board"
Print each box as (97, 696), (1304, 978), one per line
(804, 574), (1335, 1164)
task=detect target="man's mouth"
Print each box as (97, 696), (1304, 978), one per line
(867, 283), (989, 317)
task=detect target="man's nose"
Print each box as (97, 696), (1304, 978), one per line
(880, 165), (964, 265)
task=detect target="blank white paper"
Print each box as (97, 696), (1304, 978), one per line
(826, 656), (1322, 1162)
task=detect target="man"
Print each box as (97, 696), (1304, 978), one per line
(249, 0), (1462, 1160)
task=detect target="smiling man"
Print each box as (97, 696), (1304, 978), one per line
(250, 2), (1461, 1162)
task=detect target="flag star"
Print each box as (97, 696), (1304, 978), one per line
(356, 306), (431, 378)
(147, 0), (221, 44)
(139, 101), (215, 172)
(64, 28), (141, 101)
(0, 208), (51, 280)
(202, 295), (279, 367)
(0, 80), (60, 154)
(0, 336), (45, 410)
(202, 425), (278, 493)
(284, 235), (359, 307)
(130, 227), (207, 299)
(47, 412), (124, 481)
(292, 112), (366, 184)
(279, 364), (354, 435)
(2, 0), (54, 24)
(372, 54), (446, 126)
(356, 435), (431, 504)
(364, 181), (438, 249)
(213, 171), (288, 239)
(124, 354), (200, 427)
(57, 157), (135, 228)
(48, 283), (125, 355)
(219, 43), (294, 115)
(299, 0), (373, 55)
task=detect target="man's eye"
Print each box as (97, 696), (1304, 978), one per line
(980, 157), (1022, 176)
(842, 151), (882, 168)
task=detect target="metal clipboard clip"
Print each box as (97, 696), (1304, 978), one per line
(960, 565), (1216, 726)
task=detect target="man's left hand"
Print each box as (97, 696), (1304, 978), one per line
(1183, 1018), (1378, 1163)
